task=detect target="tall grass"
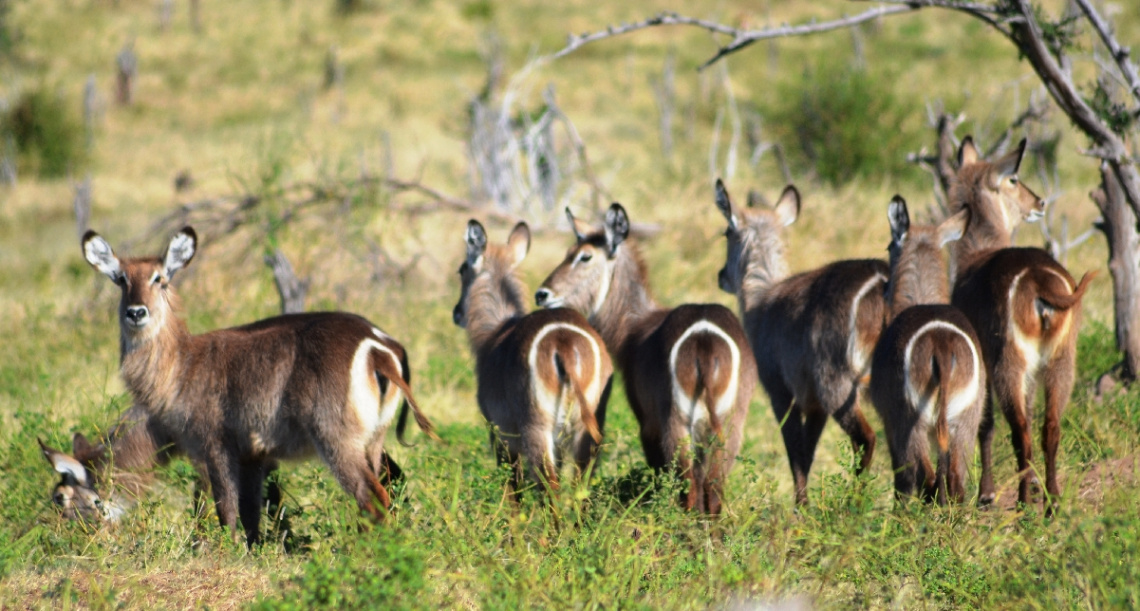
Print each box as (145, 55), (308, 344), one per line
(0, 0), (1137, 607)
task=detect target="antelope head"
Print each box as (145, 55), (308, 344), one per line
(954, 137), (1044, 232)
(82, 227), (197, 347)
(39, 435), (124, 522)
(534, 204), (629, 316)
(452, 219), (530, 328)
(713, 179), (799, 297)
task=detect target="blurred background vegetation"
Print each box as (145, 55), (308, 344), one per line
(1, 0), (1137, 608)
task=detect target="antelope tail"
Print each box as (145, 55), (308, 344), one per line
(695, 354), (723, 438)
(557, 352), (602, 444)
(375, 350), (441, 447)
(1037, 270), (1097, 311)
(932, 349), (952, 504)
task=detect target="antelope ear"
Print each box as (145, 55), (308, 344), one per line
(506, 222), (531, 269)
(937, 208), (970, 247)
(465, 219), (488, 265)
(773, 185), (801, 227)
(993, 137), (1027, 180)
(82, 231), (123, 282)
(603, 203), (630, 257)
(163, 226), (197, 278)
(958, 135), (980, 167)
(39, 438), (89, 487)
(887, 195), (910, 246)
(565, 207), (592, 243)
(72, 433), (106, 467)
(713, 179), (738, 231)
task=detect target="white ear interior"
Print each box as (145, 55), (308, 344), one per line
(163, 231), (196, 276)
(49, 452), (89, 486)
(84, 236), (122, 280)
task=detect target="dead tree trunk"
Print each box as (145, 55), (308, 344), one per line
(264, 249), (309, 314)
(1092, 162), (1140, 383)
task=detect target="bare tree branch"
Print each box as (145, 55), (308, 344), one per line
(1073, 0), (1140, 108)
(551, 7), (920, 71)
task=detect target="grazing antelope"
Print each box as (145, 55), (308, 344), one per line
(949, 137), (1095, 513)
(39, 404), (403, 524)
(76, 226), (435, 545)
(453, 220), (613, 498)
(869, 196), (984, 503)
(535, 205), (756, 515)
(713, 180), (887, 505)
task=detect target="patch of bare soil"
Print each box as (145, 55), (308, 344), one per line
(991, 454), (1138, 512)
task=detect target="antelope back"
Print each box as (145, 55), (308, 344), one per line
(884, 195), (968, 318)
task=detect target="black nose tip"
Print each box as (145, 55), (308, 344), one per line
(125, 306), (148, 322)
(452, 307), (462, 326)
(535, 289), (550, 307)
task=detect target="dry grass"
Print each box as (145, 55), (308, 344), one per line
(2, 0), (1138, 608)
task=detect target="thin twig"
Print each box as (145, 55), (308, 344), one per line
(1073, 0), (1140, 108)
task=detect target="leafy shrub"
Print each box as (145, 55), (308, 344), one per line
(1, 86), (86, 178)
(767, 60), (915, 186)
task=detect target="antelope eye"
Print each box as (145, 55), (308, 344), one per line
(1010, 176), (1019, 185)
(577, 252), (593, 263)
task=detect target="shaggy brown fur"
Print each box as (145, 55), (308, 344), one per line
(453, 220), (613, 500)
(948, 137), (1095, 514)
(537, 204), (756, 515)
(871, 195), (984, 503)
(74, 226), (435, 545)
(714, 180), (887, 505)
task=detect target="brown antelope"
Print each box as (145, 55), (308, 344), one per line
(869, 195), (984, 503)
(39, 404), (403, 524)
(452, 220), (613, 498)
(74, 226), (435, 544)
(535, 204), (756, 515)
(713, 180), (887, 505)
(949, 137), (1095, 513)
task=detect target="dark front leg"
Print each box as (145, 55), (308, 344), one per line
(977, 392), (996, 506)
(238, 461), (266, 547)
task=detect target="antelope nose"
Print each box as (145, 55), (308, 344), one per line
(535, 288), (551, 307)
(125, 305), (149, 323)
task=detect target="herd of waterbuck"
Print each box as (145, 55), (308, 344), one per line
(38, 135), (1096, 545)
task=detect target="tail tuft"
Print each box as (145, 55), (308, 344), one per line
(1038, 269), (1097, 311)
(375, 351), (441, 447)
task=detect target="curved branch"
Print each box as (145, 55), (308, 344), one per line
(550, 7), (920, 70)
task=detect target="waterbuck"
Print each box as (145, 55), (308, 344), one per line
(949, 137), (1095, 513)
(75, 226), (436, 544)
(535, 205), (756, 515)
(869, 196), (983, 503)
(453, 220), (613, 498)
(713, 180), (887, 505)
(39, 404), (403, 524)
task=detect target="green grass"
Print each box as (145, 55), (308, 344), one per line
(2, 0), (1139, 607)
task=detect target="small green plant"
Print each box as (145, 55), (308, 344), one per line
(251, 529), (427, 610)
(1, 86), (86, 178)
(767, 60), (916, 185)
